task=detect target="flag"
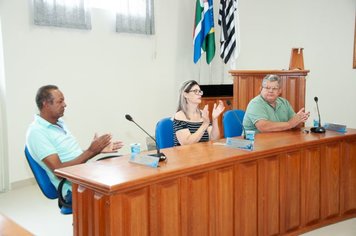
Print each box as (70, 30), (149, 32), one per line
(193, 0), (216, 64)
(218, 0), (239, 64)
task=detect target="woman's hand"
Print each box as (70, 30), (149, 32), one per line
(212, 100), (225, 120)
(202, 105), (210, 125)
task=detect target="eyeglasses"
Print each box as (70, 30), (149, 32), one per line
(262, 86), (280, 92)
(189, 89), (204, 95)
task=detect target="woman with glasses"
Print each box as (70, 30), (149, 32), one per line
(243, 74), (310, 133)
(173, 80), (225, 146)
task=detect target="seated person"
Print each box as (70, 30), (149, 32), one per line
(243, 74), (310, 133)
(173, 80), (225, 146)
(26, 85), (123, 205)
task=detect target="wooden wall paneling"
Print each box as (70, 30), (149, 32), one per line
(182, 172), (209, 236)
(208, 170), (216, 236)
(297, 76), (306, 110)
(340, 138), (356, 214)
(180, 177), (188, 236)
(258, 156), (280, 236)
(235, 77), (244, 108)
(321, 142), (341, 219)
(72, 183), (79, 236)
(283, 75), (306, 112)
(240, 76), (252, 110)
(149, 179), (181, 236)
(235, 161), (258, 236)
(120, 188), (150, 236)
(232, 75), (259, 110)
(301, 147), (321, 226)
(210, 166), (234, 236)
(232, 79), (238, 109)
(253, 76), (263, 99)
(86, 189), (94, 236)
(109, 193), (124, 236)
(69, 192), (110, 236)
(279, 151), (301, 233)
(279, 76), (286, 102)
(149, 184), (158, 236)
(93, 192), (107, 236)
(75, 185), (94, 236)
(283, 76), (298, 111)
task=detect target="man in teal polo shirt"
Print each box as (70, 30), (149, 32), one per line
(26, 85), (123, 208)
(243, 74), (310, 133)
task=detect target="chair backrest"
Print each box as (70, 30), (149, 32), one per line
(222, 109), (246, 138)
(24, 146), (58, 200)
(155, 117), (174, 149)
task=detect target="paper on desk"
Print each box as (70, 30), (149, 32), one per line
(129, 154), (159, 168)
(225, 137), (254, 151)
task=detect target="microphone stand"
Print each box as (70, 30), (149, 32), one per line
(126, 116), (167, 162)
(310, 97), (326, 133)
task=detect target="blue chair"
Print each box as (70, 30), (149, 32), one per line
(155, 117), (174, 149)
(24, 146), (72, 214)
(222, 109), (246, 138)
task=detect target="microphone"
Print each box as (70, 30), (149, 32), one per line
(125, 114), (167, 162)
(226, 100), (246, 139)
(310, 96), (326, 133)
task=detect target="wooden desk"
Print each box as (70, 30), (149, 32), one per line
(56, 129), (356, 236)
(0, 213), (33, 236)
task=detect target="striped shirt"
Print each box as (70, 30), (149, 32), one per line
(173, 119), (210, 146)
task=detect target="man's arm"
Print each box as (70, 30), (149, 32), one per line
(43, 134), (112, 172)
(255, 108), (310, 132)
(255, 119), (292, 132)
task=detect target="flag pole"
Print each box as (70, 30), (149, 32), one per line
(209, 63), (212, 84)
(221, 62), (224, 84)
(198, 60), (201, 84)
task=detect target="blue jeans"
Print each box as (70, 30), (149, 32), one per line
(60, 190), (73, 214)
(65, 190), (72, 204)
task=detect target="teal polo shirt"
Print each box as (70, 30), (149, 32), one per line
(243, 95), (296, 133)
(26, 115), (83, 194)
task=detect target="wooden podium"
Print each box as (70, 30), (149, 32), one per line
(229, 70), (310, 111)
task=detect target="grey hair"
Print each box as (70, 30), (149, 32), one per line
(176, 80), (199, 119)
(36, 85), (58, 110)
(262, 74), (282, 87)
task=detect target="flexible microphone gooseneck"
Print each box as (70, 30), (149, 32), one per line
(226, 100), (246, 139)
(125, 114), (167, 162)
(310, 96), (326, 133)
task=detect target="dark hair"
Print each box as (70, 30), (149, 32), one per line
(176, 80), (200, 118)
(36, 85), (58, 110)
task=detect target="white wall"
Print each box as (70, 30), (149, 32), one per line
(238, 0), (356, 127)
(0, 16), (9, 191)
(0, 0), (355, 184)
